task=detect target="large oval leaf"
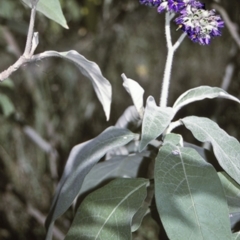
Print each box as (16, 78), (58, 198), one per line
(139, 96), (174, 151)
(155, 134), (232, 240)
(33, 50), (112, 120)
(21, 0), (68, 29)
(181, 116), (240, 185)
(45, 127), (135, 240)
(173, 86), (240, 113)
(65, 178), (149, 240)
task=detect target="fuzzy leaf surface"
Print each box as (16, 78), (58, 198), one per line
(45, 127), (135, 240)
(36, 50), (112, 120)
(218, 172), (240, 213)
(233, 232), (240, 240)
(181, 116), (240, 185)
(65, 178), (149, 240)
(122, 74), (144, 118)
(21, 0), (68, 28)
(79, 152), (150, 196)
(173, 86), (240, 113)
(155, 139), (232, 240)
(139, 96), (174, 151)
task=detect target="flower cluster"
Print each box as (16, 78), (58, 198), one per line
(139, 0), (224, 45)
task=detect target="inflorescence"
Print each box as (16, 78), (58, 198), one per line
(139, 0), (224, 45)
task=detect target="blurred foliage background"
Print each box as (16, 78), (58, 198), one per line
(0, 0), (239, 239)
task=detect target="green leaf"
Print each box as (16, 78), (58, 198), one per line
(181, 116), (240, 185)
(155, 136), (232, 240)
(37, 50), (112, 120)
(218, 172), (240, 213)
(0, 94), (15, 117)
(79, 152), (151, 196)
(173, 86), (240, 113)
(65, 178), (149, 240)
(21, 0), (68, 29)
(0, 78), (14, 88)
(139, 96), (174, 151)
(45, 127), (135, 240)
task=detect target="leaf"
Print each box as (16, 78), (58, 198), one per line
(79, 152), (151, 196)
(230, 212), (240, 231)
(45, 127), (135, 240)
(115, 106), (142, 130)
(155, 135), (232, 240)
(173, 86), (240, 113)
(0, 78), (14, 88)
(21, 0), (68, 29)
(218, 172), (240, 230)
(37, 50), (112, 120)
(218, 172), (240, 213)
(65, 178), (149, 240)
(233, 231), (240, 240)
(139, 96), (174, 151)
(181, 116), (240, 185)
(0, 94), (15, 117)
(121, 74), (144, 118)
(131, 183), (153, 232)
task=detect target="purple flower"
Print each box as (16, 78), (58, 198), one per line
(175, 6), (224, 44)
(139, 0), (224, 44)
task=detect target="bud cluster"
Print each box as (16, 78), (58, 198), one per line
(139, 0), (224, 45)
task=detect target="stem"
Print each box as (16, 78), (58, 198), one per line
(165, 12), (172, 49)
(173, 32), (187, 52)
(0, 1), (39, 81)
(24, 4), (37, 57)
(159, 13), (186, 107)
(160, 48), (174, 107)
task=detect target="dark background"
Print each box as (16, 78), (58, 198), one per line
(0, 0), (239, 239)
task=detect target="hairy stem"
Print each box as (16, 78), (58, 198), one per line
(159, 12), (186, 107)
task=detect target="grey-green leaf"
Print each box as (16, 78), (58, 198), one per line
(36, 50), (112, 120)
(21, 0), (68, 29)
(79, 152), (150, 196)
(121, 74), (145, 118)
(173, 86), (240, 113)
(45, 127), (135, 240)
(233, 231), (240, 240)
(155, 140), (232, 240)
(218, 172), (240, 213)
(65, 178), (149, 240)
(139, 96), (174, 151)
(181, 116), (240, 185)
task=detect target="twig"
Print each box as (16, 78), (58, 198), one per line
(24, 3), (37, 57)
(212, 3), (240, 49)
(0, 1), (39, 81)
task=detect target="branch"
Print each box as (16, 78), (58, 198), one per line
(24, 4), (37, 57)
(0, 1), (39, 82)
(212, 3), (240, 49)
